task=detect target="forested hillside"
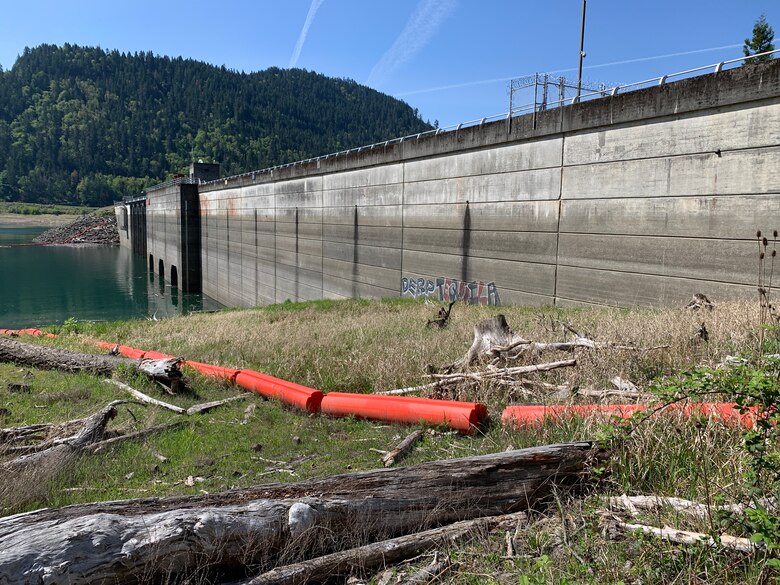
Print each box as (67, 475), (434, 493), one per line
(0, 44), (431, 206)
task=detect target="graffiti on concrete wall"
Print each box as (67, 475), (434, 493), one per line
(401, 276), (501, 306)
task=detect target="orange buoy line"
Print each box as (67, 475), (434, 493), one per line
(501, 402), (760, 429)
(0, 327), (57, 338)
(321, 392), (487, 434)
(3, 327), (761, 434)
(93, 340), (483, 431)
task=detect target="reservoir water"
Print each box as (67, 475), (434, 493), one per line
(0, 225), (222, 329)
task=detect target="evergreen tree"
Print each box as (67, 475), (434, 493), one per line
(744, 14), (775, 63)
(0, 44), (431, 205)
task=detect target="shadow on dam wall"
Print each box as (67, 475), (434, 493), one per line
(138, 60), (780, 309)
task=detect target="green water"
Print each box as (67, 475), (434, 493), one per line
(0, 226), (222, 329)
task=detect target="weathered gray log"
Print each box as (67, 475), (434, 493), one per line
(0, 401), (132, 511)
(0, 336), (187, 390)
(382, 430), (424, 467)
(0, 442), (600, 584)
(605, 516), (756, 552)
(0, 419), (84, 446)
(399, 556), (453, 585)
(0, 336), (123, 374)
(105, 379), (246, 415)
(241, 514), (511, 585)
(2, 400), (127, 474)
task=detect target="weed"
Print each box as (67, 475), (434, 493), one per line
(61, 317), (80, 335)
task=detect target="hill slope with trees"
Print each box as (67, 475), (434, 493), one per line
(0, 44), (432, 206)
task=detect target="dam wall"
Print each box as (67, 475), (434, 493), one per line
(146, 60), (780, 308)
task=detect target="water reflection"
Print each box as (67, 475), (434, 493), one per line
(0, 226), (221, 328)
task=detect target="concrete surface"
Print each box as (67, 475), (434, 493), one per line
(143, 59), (780, 309)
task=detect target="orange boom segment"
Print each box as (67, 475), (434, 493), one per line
(320, 392), (487, 434)
(235, 370), (324, 413)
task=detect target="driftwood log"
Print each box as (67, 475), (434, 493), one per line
(0, 336), (187, 391)
(0, 442), (600, 584)
(0, 401), (139, 510)
(459, 315), (666, 370)
(381, 430), (424, 467)
(242, 513), (523, 585)
(603, 515), (756, 552)
(105, 379), (247, 415)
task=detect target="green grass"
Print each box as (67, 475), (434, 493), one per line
(0, 201), (102, 216)
(1, 298), (775, 583)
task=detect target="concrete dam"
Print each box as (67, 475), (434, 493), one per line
(118, 59), (780, 309)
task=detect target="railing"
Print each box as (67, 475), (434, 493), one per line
(148, 48), (779, 192)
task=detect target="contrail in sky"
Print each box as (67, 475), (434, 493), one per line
(289, 0), (325, 68)
(394, 43), (743, 97)
(367, 0), (457, 88)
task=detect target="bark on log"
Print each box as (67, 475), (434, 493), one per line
(608, 494), (746, 518)
(609, 518), (756, 552)
(400, 557), (452, 585)
(105, 379), (247, 415)
(382, 430), (424, 467)
(0, 442), (600, 585)
(242, 514), (520, 585)
(0, 401), (133, 510)
(0, 336), (187, 390)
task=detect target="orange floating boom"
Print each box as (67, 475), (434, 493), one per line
(235, 369), (324, 413)
(501, 402), (759, 429)
(320, 392), (488, 434)
(185, 360), (241, 384)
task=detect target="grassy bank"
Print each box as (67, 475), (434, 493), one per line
(0, 202), (100, 216)
(1, 299), (776, 583)
(0, 202), (107, 227)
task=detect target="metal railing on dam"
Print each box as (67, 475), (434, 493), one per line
(138, 54), (780, 310)
(169, 48), (780, 191)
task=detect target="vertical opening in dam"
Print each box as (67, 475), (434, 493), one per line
(171, 265), (178, 288)
(158, 259), (165, 281)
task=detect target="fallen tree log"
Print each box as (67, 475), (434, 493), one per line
(382, 430), (424, 467)
(605, 516), (756, 552)
(609, 494), (747, 519)
(0, 336), (187, 391)
(105, 379), (247, 415)
(453, 315), (666, 371)
(0, 442), (600, 584)
(241, 513), (521, 585)
(2, 400), (128, 475)
(0, 419), (85, 446)
(0, 401), (133, 510)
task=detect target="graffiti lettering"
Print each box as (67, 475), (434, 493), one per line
(400, 276), (500, 306)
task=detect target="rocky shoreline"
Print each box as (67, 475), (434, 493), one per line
(32, 213), (119, 246)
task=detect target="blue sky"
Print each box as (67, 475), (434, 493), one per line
(1, 1), (778, 128)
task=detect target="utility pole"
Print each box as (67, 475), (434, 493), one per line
(576, 0), (587, 101)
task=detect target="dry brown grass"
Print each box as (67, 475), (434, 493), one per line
(4, 298), (772, 583)
(77, 298), (761, 404)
